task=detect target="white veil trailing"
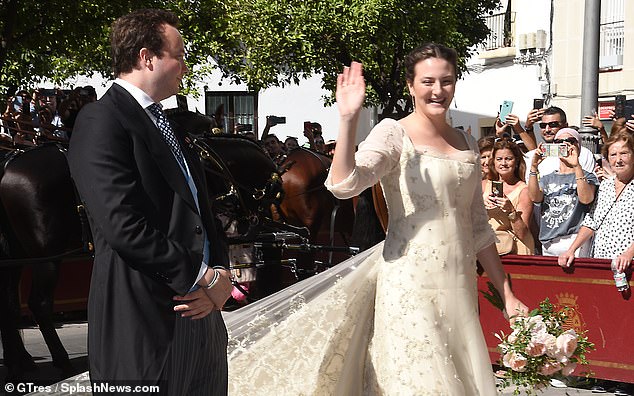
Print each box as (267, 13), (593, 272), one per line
(222, 242), (383, 353)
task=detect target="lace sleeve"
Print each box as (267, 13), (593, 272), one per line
(325, 119), (403, 199)
(466, 134), (496, 252)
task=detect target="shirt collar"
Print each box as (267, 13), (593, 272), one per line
(114, 78), (157, 110)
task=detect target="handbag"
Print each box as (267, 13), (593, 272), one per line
(495, 229), (533, 255)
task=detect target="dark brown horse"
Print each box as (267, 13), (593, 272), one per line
(276, 148), (370, 273)
(0, 144), (83, 382)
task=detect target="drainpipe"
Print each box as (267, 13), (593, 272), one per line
(579, 0), (601, 153)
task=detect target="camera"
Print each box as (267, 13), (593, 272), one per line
(268, 116), (286, 126)
(235, 123), (253, 132)
(541, 143), (568, 158)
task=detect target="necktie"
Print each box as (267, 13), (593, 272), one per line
(147, 103), (187, 170)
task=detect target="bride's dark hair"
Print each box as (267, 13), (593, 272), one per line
(404, 43), (458, 84)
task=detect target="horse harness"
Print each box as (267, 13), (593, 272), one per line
(0, 144), (94, 268)
(188, 135), (284, 231)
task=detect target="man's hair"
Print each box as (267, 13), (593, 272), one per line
(543, 106), (567, 124)
(110, 9), (179, 77)
(263, 134), (281, 143)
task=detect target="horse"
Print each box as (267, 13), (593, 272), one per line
(0, 144), (83, 382)
(275, 147), (384, 276)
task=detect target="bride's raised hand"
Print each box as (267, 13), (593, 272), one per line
(336, 61), (366, 119)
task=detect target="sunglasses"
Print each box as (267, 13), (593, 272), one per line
(553, 137), (578, 144)
(539, 121), (562, 129)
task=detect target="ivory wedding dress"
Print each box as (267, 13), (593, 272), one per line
(225, 119), (499, 395)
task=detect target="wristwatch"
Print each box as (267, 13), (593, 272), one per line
(507, 210), (521, 222)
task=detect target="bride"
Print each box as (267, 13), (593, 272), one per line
(226, 43), (528, 395)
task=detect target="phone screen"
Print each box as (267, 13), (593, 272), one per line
(491, 181), (504, 197)
(624, 99), (634, 121)
(533, 98), (544, 109)
(541, 143), (568, 158)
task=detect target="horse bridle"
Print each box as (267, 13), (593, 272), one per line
(189, 136), (284, 228)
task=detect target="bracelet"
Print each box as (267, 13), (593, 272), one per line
(576, 176), (587, 182)
(205, 268), (220, 289)
(529, 171), (538, 177)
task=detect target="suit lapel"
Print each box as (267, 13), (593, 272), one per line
(107, 85), (199, 213)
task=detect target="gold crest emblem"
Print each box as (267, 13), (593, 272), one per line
(555, 292), (586, 333)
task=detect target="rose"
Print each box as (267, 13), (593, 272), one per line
(528, 315), (546, 334)
(539, 361), (562, 376)
(525, 340), (546, 357)
(562, 362), (577, 376)
(507, 329), (520, 344)
(533, 331), (556, 355)
(503, 351), (528, 372)
(556, 329), (578, 358)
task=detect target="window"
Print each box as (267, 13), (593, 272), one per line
(205, 91), (258, 134)
(599, 0), (624, 70)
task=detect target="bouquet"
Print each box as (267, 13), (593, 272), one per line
(494, 298), (594, 395)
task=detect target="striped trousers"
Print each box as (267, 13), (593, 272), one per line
(162, 310), (228, 396)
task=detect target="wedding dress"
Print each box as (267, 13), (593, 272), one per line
(225, 119), (499, 395)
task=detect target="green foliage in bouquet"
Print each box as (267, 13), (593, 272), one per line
(494, 298), (594, 395)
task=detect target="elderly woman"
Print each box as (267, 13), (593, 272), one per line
(559, 131), (634, 270)
(528, 128), (599, 256)
(478, 136), (495, 179)
(482, 139), (534, 255)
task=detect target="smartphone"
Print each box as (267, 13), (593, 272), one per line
(615, 95), (626, 118)
(491, 181), (504, 198)
(624, 99), (634, 121)
(304, 121), (311, 131)
(533, 98), (544, 110)
(499, 100), (514, 123)
(541, 143), (568, 158)
(594, 153), (603, 167)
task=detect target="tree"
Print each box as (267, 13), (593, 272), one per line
(0, 0), (161, 95)
(198, 0), (500, 117)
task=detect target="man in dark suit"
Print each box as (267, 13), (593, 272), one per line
(68, 9), (232, 395)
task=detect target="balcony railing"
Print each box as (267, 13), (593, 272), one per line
(482, 12), (507, 50)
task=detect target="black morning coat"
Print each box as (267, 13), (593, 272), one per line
(68, 83), (229, 383)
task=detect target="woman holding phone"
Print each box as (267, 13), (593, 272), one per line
(482, 138), (534, 255)
(528, 128), (598, 256)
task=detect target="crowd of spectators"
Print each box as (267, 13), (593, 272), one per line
(252, 115), (333, 164)
(1, 86), (97, 146)
(480, 104), (634, 262)
(480, 103), (634, 260)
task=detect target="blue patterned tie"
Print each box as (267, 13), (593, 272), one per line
(147, 103), (187, 170)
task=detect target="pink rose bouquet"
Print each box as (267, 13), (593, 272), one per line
(494, 298), (594, 395)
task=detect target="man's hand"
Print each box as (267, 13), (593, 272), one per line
(173, 288), (216, 319)
(203, 268), (233, 310)
(582, 112), (603, 130)
(525, 108), (544, 130)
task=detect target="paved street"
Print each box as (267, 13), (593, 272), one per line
(0, 321), (622, 395)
